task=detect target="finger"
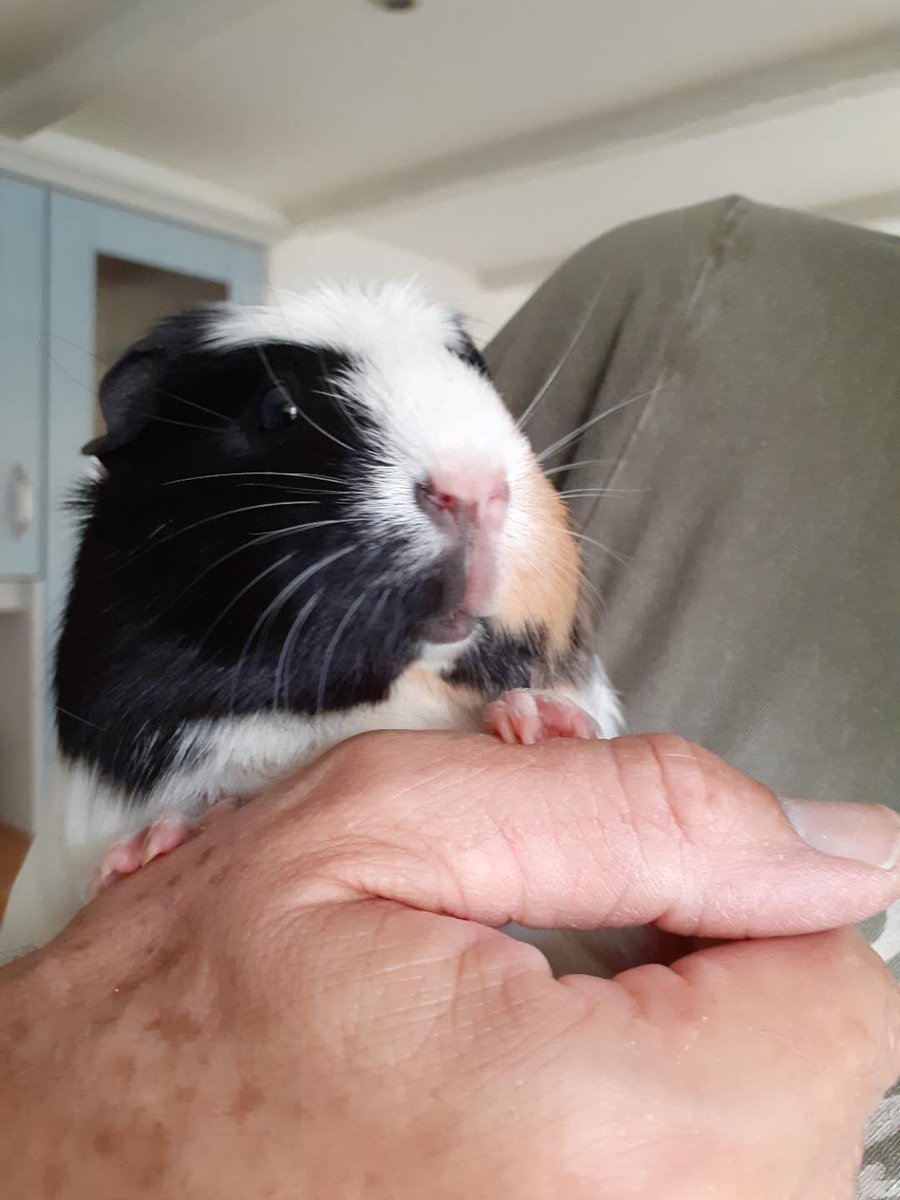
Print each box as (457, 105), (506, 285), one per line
(276, 730), (900, 939)
(560, 928), (900, 1197)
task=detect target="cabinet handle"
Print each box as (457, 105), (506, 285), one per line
(10, 463), (33, 537)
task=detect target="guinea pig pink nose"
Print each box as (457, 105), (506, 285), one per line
(415, 469), (509, 534)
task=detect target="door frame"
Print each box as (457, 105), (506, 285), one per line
(42, 190), (265, 829)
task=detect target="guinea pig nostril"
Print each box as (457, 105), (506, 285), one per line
(432, 488), (457, 511)
(415, 480), (458, 520)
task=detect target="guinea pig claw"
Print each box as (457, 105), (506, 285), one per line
(87, 817), (195, 899)
(484, 689), (600, 745)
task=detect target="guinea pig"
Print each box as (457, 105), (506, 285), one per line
(0, 281), (621, 950)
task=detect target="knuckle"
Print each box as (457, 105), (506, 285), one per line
(601, 735), (740, 932)
(605, 733), (725, 845)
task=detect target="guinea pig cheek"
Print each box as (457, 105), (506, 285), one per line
(493, 466), (581, 652)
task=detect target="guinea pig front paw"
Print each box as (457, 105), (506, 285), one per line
(483, 689), (600, 746)
(87, 816), (196, 899)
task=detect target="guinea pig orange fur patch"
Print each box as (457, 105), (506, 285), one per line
(496, 465), (581, 652)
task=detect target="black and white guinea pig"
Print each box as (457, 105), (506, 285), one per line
(8, 282), (623, 941)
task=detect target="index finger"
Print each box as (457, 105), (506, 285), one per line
(273, 730), (900, 940)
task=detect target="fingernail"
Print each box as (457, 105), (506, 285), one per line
(779, 797), (900, 870)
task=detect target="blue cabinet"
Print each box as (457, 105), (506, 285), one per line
(0, 175), (46, 577)
(0, 173), (266, 835)
(46, 190), (266, 640)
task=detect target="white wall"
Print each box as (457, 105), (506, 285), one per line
(865, 216), (900, 237)
(269, 228), (532, 345)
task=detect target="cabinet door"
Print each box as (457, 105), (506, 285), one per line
(46, 191), (266, 647)
(0, 175), (46, 577)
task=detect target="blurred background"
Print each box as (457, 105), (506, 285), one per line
(0, 0), (898, 864)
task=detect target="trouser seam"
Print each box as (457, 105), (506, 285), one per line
(600, 195), (749, 498)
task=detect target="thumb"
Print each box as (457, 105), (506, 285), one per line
(273, 730), (900, 939)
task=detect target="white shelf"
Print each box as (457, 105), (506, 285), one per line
(0, 578), (41, 834)
(0, 579), (30, 614)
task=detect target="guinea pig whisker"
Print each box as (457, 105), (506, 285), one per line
(575, 568), (606, 612)
(294, 403), (356, 453)
(45, 331), (226, 429)
(361, 574), (395, 638)
(347, 573), (399, 698)
(206, 518), (357, 652)
(199, 551), (299, 649)
(255, 341), (281, 386)
(153, 516), (340, 624)
(311, 358), (366, 439)
(315, 590), (371, 717)
(162, 470), (347, 488)
(274, 588), (323, 708)
(515, 286), (605, 432)
(275, 547), (384, 707)
(151, 539), (275, 621)
(567, 529), (633, 569)
(140, 413), (224, 433)
(517, 525), (607, 607)
(541, 459), (619, 478)
(46, 347), (225, 434)
(319, 397), (366, 444)
(353, 585), (387, 694)
(230, 543), (356, 714)
(56, 705), (107, 731)
(255, 342), (355, 454)
(338, 551), (395, 690)
(534, 385), (659, 464)
(526, 513), (633, 574)
(232, 482), (345, 496)
(559, 488), (647, 498)
(253, 516), (362, 541)
(156, 389), (231, 425)
(110, 502), (326, 575)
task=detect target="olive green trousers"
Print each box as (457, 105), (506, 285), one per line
(485, 196), (900, 1196)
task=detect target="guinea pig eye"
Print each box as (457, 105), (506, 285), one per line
(259, 383), (299, 431)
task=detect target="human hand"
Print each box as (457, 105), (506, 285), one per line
(3, 731), (899, 1198)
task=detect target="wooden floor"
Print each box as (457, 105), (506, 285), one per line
(0, 824), (30, 919)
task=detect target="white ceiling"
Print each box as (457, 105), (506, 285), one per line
(52, 0), (900, 204)
(1, 0), (899, 283)
(0, 0), (122, 81)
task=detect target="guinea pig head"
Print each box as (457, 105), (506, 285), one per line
(80, 282), (581, 715)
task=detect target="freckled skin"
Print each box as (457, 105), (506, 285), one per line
(42, 1161), (65, 1198)
(230, 1081), (265, 1123)
(2, 731), (898, 1197)
(128, 1116), (169, 1193)
(7, 1018), (28, 1042)
(110, 1054), (136, 1084)
(93, 1127), (117, 1157)
(145, 1011), (204, 1046)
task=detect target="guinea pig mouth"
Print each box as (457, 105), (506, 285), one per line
(420, 609), (478, 645)
(418, 547), (482, 645)
(418, 517), (504, 645)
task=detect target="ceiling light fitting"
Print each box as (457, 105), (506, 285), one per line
(369, 0), (418, 11)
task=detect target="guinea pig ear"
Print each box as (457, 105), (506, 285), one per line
(81, 334), (165, 461)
